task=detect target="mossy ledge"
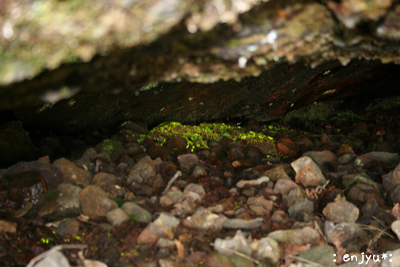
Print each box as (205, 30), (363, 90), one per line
(138, 122), (277, 154)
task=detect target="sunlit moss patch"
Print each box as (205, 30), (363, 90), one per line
(139, 122), (276, 152)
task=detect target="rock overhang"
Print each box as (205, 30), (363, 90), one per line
(1, 0), (400, 134)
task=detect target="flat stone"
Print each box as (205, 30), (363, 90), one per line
(78, 185), (118, 218)
(267, 227), (321, 246)
(121, 202), (152, 224)
(355, 152), (400, 170)
(53, 158), (93, 185)
(222, 218), (263, 230)
(291, 156), (327, 187)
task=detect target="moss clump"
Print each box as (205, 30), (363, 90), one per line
(96, 139), (123, 161)
(139, 122), (275, 152)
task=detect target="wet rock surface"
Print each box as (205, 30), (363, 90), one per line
(2, 117), (400, 266)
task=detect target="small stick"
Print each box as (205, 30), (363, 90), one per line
(162, 171), (182, 195)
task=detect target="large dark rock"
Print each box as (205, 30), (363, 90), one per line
(1, 0), (400, 136)
(0, 121), (37, 168)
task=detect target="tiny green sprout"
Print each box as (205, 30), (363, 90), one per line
(82, 232), (85, 236)
(337, 129), (340, 132)
(75, 236), (82, 241)
(41, 238), (49, 244)
(52, 231), (56, 234)
(234, 205), (241, 210)
(121, 253), (125, 256)
(107, 231), (112, 237)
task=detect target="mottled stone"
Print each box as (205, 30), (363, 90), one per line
(78, 185), (117, 218)
(56, 217), (80, 237)
(323, 199), (359, 223)
(291, 156), (327, 187)
(177, 154), (199, 174)
(53, 158), (92, 185)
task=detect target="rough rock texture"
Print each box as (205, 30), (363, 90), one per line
(1, 0), (400, 135)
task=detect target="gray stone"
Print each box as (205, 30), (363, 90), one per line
(268, 227), (321, 246)
(106, 208), (130, 227)
(222, 218), (263, 230)
(355, 152), (400, 170)
(283, 187), (305, 207)
(121, 202), (152, 224)
(274, 178), (299, 196)
(288, 198), (314, 222)
(127, 156), (156, 184)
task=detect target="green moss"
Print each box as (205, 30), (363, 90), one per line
(139, 122), (276, 153)
(96, 139), (123, 161)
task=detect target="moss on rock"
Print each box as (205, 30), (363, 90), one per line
(139, 122), (276, 154)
